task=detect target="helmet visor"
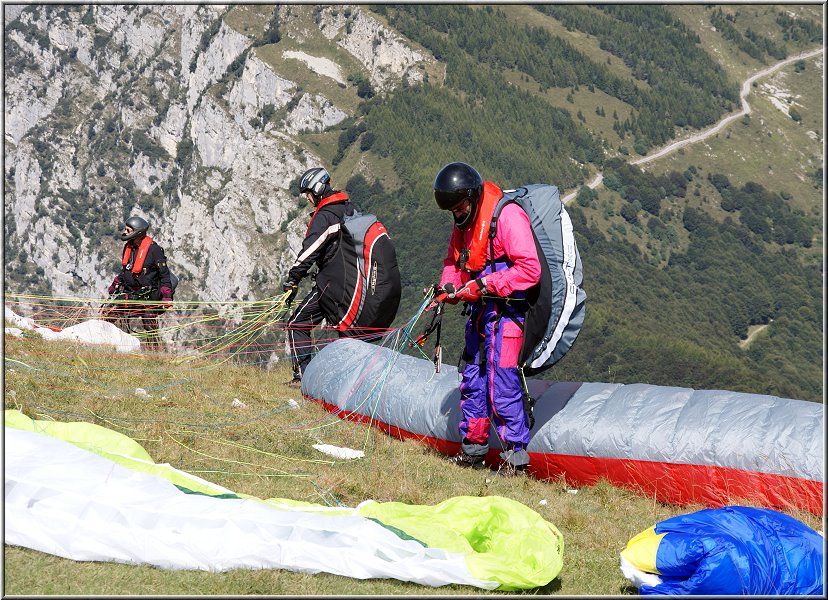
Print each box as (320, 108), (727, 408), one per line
(435, 189), (468, 211)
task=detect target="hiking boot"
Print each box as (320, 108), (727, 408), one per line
(446, 452), (486, 470)
(286, 377), (302, 389)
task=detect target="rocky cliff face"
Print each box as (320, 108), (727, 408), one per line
(4, 5), (430, 304)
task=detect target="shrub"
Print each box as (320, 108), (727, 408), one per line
(360, 132), (376, 151)
(576, 186), (596, 208)
(708, 173), (731, 193)
(620, 202), (639, 224)
(356, 78), (374, 99)
(633, 138), (649, 156)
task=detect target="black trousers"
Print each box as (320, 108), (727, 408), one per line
(102, 296), (163, 351)
(286, 287), (327, 379)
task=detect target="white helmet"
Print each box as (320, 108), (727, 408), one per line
(299, 167), (331, 202)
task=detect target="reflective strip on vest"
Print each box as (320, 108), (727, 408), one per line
(528, 206), (579, 370)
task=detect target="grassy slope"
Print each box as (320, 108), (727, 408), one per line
(3, 332), (821, 595)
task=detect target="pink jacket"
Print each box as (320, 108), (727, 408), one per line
(440, 202), (541, 297)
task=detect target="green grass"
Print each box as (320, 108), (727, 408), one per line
(672, 5), (823, 81)
(223, 4), (271, 39)
(3, 330), (821, 595)
(671, 5), (770, 82)
(338, 148), (405, 194)
(252, 7), (366, 117)
(255, 42), (359, 115)
(500, 75), (634, 153)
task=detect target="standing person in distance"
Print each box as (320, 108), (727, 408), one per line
(282, 166), (354, 388)
(105, 216), (173, 351)
(433, 162), (542, 475)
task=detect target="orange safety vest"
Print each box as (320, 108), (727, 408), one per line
(122, 236), (153, 274)
(450, 181), (504, 272)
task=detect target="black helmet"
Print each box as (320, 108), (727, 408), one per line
(121, 216), (149, 242)
(299, 167), (331, 204)
(433, 162), (483, 229)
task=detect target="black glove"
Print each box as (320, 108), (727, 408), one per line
(443, 280), (485, 305)
(440, 283), (460, 305)
(282, 279), (299, 293)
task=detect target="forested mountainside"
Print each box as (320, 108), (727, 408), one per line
(3, 4), (823, 400)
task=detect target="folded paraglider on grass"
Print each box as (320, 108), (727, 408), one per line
(620, 506), (824, 595)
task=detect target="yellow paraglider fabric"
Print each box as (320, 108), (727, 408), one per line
(5, 410), (563, 591)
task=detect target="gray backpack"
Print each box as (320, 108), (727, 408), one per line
(490, 184), (586, 375)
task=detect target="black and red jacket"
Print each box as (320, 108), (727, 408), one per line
(287, 191), (354, 285)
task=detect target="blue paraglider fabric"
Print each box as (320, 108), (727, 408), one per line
(638, 506), (823, 595)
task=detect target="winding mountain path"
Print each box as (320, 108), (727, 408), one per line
(739, 322), (771, 349)
(562, 46), (824, 205)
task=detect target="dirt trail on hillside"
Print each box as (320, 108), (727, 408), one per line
(562, 46), (824, 205)
(739, 322), (771, 349)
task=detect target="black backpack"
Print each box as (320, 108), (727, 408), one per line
(168, 270), (179, 298)
(316, 211), (402, 337)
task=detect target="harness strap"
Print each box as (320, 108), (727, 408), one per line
(518, 367), (536, 430)
(413, 299), (446, 373)
(432, 306), (443, 372)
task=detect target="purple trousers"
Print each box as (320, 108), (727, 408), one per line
(458, 298), (530, 455)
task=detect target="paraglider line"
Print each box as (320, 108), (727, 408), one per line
(165, 431), (312, 478)
(175, 429), (336, 466)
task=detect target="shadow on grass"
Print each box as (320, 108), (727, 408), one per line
(533, 577), (562, 594)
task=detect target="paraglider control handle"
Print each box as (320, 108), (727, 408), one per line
(285, 286), (299, 306)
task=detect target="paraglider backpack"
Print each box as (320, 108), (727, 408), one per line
(167, 270), (179, 299)
(147, 268), (178, 303)
(316, 210), (402, 337)
(490, 184), (586, 376)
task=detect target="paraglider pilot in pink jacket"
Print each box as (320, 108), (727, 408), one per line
(433, 163), (541, 473)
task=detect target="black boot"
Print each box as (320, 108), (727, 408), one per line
(446, 452), (486, 469)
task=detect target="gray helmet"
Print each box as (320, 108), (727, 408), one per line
(121, 216), (149, 242)
(299, 167), (331, 203)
